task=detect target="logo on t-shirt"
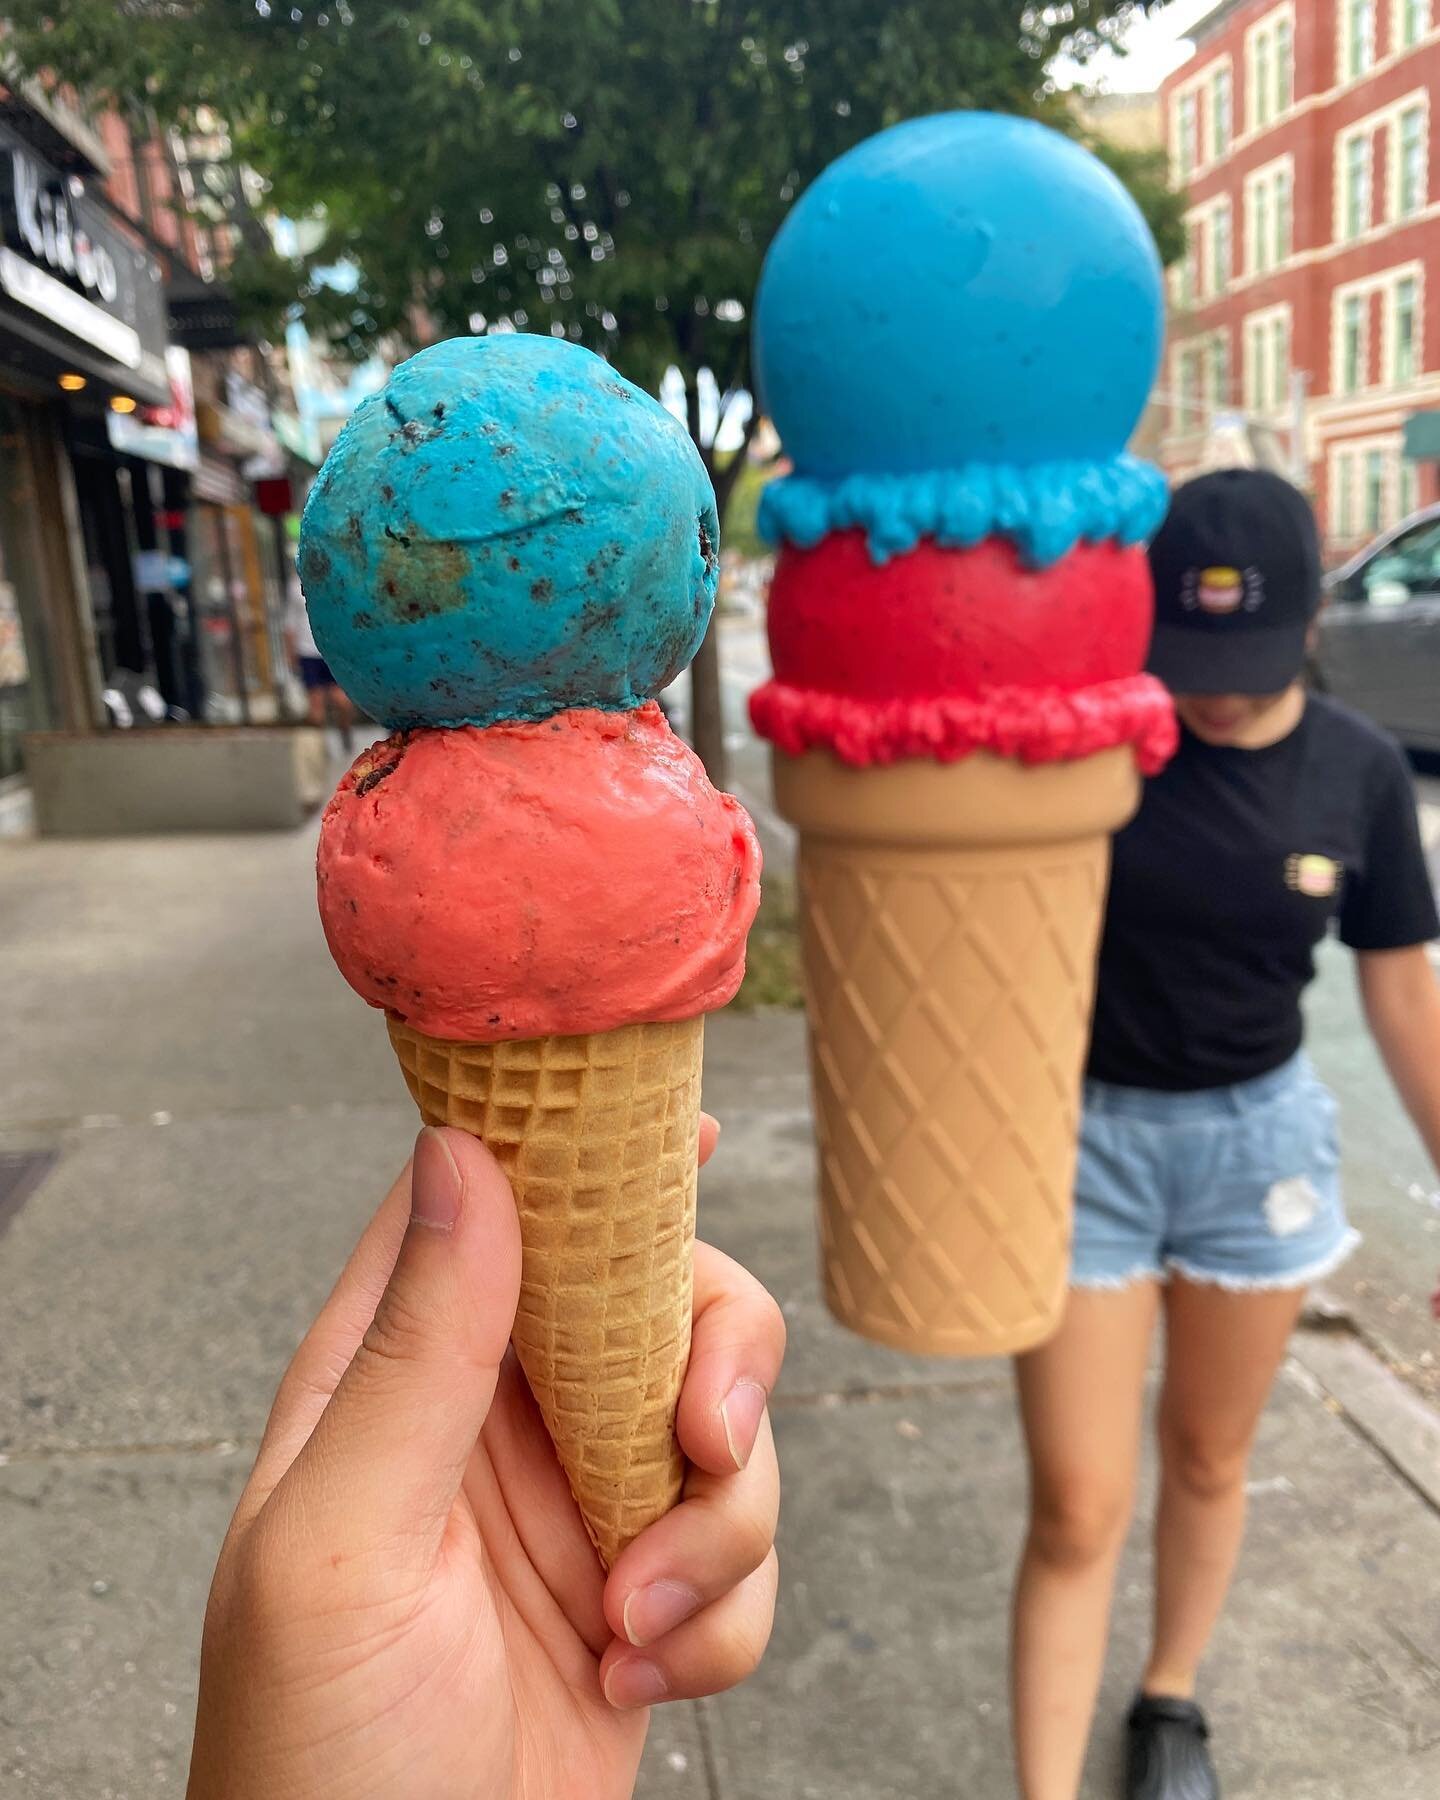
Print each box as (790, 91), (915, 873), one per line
(1180, 565), (1266, 615)
(1285, 852), (1342, 898)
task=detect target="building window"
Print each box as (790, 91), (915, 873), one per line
(1178, 222), (1198, 306)
(1275, 167), (1291, 262)
(1276, 15), (1293, 111)
(1246, 163), (1291, 272)
(1252, 30), (1273, 131)
(1397, 106), (1426, 217)
(1210, 202), (1231, 294)
(1176, 345), (1204, 432)
(1249, 180), (1270, 273)
(1341, 133), (1372, 240)
(1210, 67), (1232, 159)
(1208, 334), (1230, 406)
(1400, 457), (1420, 517)
(1392, 276), (1418, 383)
(1340, 292), (1367, 393)
(1176, 91), (1198, 179)
(1364, 449), (1386, 533)
(1247, 9), (1294, 133)
(1342, 0), (1376, 84)
(1396, 0), (1429, 50)
(1269, 315), (1291, 410)
(1335, 456), (1356, 538)
(1245, 311), (1290, 414)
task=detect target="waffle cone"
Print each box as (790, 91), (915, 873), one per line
(386, 1013), (704, 1567)
(773, 747), (1140, 1358)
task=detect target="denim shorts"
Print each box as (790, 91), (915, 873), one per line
(1071, 1052), (1360, 1291)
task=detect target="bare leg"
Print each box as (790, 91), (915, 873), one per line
(1142, 1278), (1306, 1698)
(306, 685), (326, 728)
(1012, 1282), (1161, 1800)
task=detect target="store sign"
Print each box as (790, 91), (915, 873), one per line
(0, 247), (141, 367)
(0, 125), (169, 394)
(10, 149), (119, 304)
(106, 346), (200, 470)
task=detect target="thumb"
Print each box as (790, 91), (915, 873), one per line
(277, 1127), (522, 1563)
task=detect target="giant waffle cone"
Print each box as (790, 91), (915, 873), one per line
(773, 747), (1140, 1357)
(386, 1013), (704, 1567)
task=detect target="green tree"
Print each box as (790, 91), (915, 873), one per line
(7, 1), (1179, 780)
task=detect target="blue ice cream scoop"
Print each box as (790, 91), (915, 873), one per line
(752, 112), (1167, 567)
(299, 334), (719, 728)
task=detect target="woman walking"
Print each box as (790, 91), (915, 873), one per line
(1011, 469), (1440, 1799)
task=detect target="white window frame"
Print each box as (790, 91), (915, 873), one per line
(1244, 5), (1296, 136)
(1170, 55), (1232, 179)
(1243, 304), (1292, 416)
(1388, 91), (1430, 221)
(1244, 155), (1294, 274)
(1173, 86), (1200, 182)
(1205, 328), (1232, 407)
(1339, 0), (1377, 87)
(1377, 262), (1425, 387)
(1208, 59), (1234, 162)
(1335, 125), (1374, 242)
(1333, 283), (1372, 395)
(1330, 436), (1404, 540)
(1184, 195), (1232, 300)
(1171, 340), (1208, 434)
(1400, 454), (1420, 518)
(1394, 0), (1430, 48)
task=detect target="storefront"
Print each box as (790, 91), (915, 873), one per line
(0, 115), (172, 784)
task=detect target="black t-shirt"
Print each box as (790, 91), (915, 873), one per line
(1088, 694), (1439, 1091)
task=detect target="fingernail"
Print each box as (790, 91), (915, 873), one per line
(720, 1380), (767, 1470)
(604, 1656), (669, 1711)
(623, 1580), (701, 1647)
(411, 1128), (462, 1230)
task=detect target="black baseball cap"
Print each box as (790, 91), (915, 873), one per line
(1146, 468), (1322, 696)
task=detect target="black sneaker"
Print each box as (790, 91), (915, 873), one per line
(1125, 1694), (1220, 1799)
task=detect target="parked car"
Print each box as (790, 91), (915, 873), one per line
(1316, 504), (1440, 752)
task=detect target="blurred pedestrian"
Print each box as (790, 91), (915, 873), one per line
(284, 570), (353, 746)
(188, 1118), (782, 1800)
(1011, 470), (1440, 1800)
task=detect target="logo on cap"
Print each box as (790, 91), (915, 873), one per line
(1181, 565), (1266, 615)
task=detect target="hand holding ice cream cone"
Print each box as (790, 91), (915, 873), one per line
(303, 334), (762, 1565)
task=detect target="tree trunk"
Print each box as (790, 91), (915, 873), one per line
(681, 373), (725, 786)
(683, 378), (763, 791)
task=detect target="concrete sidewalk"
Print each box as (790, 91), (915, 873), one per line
(3, 817), (1440, 1798)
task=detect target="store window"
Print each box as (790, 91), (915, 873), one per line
(0, 394), (60, 782)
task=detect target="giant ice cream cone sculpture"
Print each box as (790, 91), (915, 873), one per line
(750, 114), (1176, 1357)
(302, 336), (761, 1565)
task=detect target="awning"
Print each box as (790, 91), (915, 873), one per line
(1403, 409), (1440, 460)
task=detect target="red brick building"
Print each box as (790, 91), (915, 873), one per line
(1160, 0), (1440, 555)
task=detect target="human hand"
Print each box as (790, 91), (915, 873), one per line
(187, 1117), (783, 1800)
